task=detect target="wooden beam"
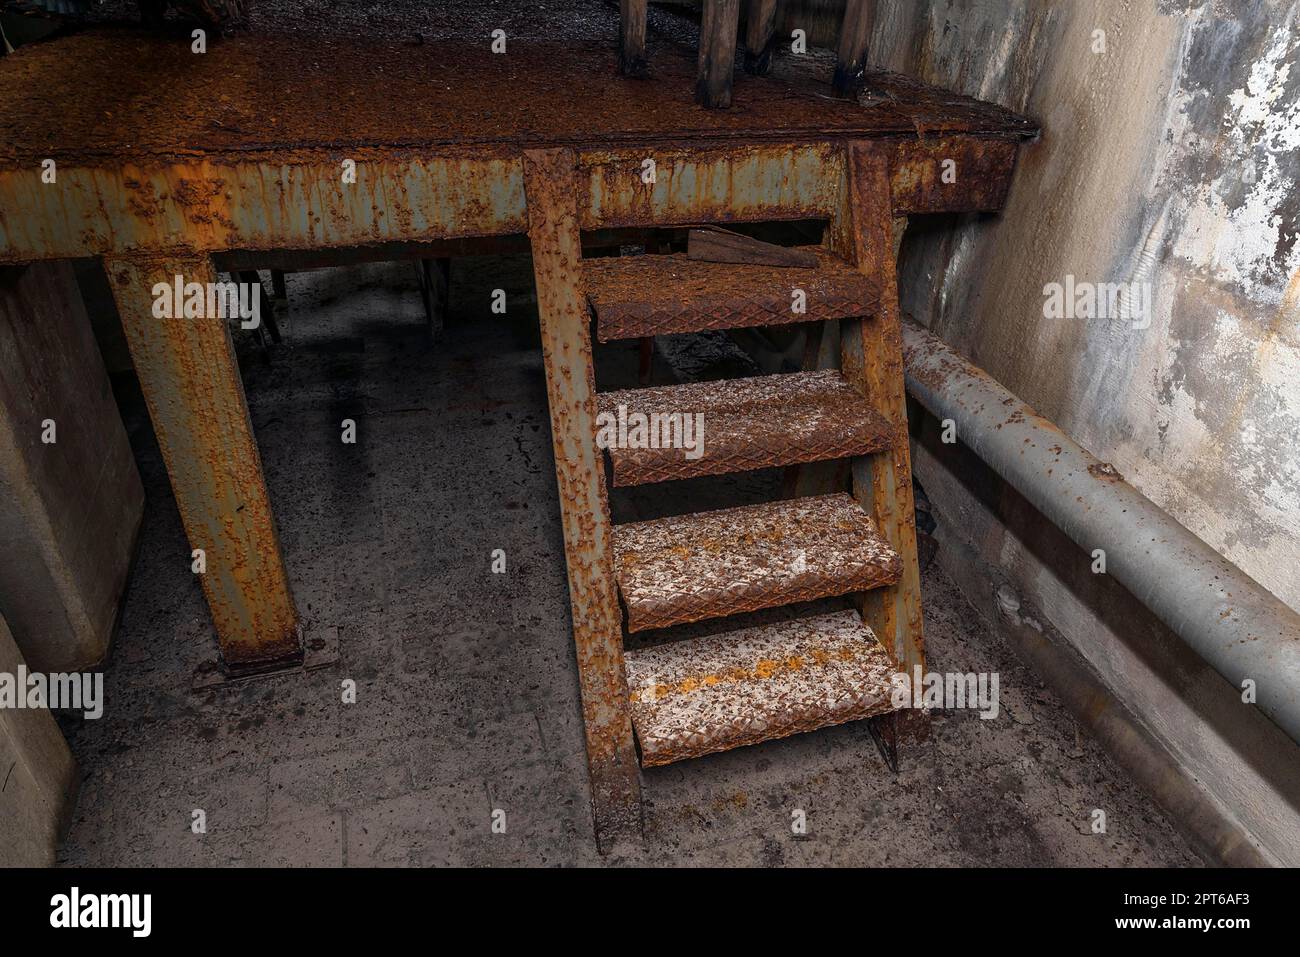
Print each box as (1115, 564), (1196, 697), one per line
(826, 142), (924, 674)
(687, 225), (819, 267)
(696, 0), (741, 109)
(743, 0), (779, 75)
(619, 0), (648, 76)
(105, 253), (302, 674)
(522, 148), (644, 851)
(0, 614), (78, 866)
(834, 0), (874, 97)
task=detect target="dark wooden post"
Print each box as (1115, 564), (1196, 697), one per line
(619, 0), (648, 76)
(833, 0), (874, 97)
(743, 0), (779, 75)
(696, 0), (741, 109)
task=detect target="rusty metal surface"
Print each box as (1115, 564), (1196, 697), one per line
(0, 30), (1033, 263)
(586, 250), (878, 341)
(0, 137), (1022, 264)
(0, 31), (1034, 167)
(103, 253), (301, 671)
(598, 369), (896, 485)
(522, 148), (643, 848)
(577, 137), (1020, 231)
(625, 609), (898, 766)
(614, 492), (901, 632)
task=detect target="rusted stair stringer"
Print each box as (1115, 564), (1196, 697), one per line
(522, 148), (645, 851)
(829, 141), (926, 677)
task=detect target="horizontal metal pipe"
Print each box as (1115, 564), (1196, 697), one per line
(901, 318), (1300, 745)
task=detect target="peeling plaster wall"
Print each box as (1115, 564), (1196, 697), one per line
(877, 0), (1300, 611)
(867, 0), (1300, 860)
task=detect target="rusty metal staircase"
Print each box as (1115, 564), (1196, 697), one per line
(523, 142), (924, 850)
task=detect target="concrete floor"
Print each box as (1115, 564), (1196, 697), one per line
(58, 258), (1203, 866)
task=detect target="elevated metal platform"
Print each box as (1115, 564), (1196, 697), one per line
(0, 29), (1034, 263)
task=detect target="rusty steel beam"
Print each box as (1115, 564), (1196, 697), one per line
(104, 253), (301, 673)
(828, 141), (925, 675)
(0, 139), (1020, 264)
(522, 148), (643, 850)
(580, 139), (1022, 227)
(579, 143), (843, 232)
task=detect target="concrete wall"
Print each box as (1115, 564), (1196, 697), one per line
(0, 613), (77, 866)
(875, 0), (1299, 613)
(860, 0), (1300, 862)
(0, 260), (144, 671)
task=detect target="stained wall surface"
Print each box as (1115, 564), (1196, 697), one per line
(862, 0), (1300, 861)
(874, 0), (1298, 613)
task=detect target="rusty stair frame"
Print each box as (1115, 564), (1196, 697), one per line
(522, 140), (928, 847)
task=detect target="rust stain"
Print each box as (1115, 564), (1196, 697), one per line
(1087, 461), (1124, 482)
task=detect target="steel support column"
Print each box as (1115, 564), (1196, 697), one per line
(104, 253), (301, 673)
(522, 149), (644, 850)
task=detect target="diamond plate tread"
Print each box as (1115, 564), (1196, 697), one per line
(625, 610), (899, 766)
(597, 369), (897, 486)
(584, 251), (878, 341)
(613, 492), (902, 633)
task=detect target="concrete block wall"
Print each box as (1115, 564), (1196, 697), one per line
(0, 613), (77, 866)
(0, 260), (144, 671)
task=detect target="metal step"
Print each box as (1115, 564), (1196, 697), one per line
(625, 610), (899, 766)
(597, 369), (895, 486)
(613, 492), (901, 632)
(584, 251), (877, 341)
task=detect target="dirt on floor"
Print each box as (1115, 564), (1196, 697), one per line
(57, 258), (1203, 867)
